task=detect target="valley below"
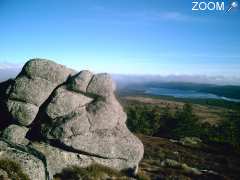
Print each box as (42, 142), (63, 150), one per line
(119, 94), (240, 180)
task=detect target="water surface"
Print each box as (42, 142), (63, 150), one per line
(144, 87), (240, 102)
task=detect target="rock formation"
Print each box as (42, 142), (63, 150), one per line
(0, 59), (144, 180)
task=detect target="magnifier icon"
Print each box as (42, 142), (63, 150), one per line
(226, 1), (238, 12)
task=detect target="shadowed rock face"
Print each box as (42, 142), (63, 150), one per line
(0, 59), (144, 180)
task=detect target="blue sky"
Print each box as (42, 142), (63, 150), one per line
(0, 0), (240, 77)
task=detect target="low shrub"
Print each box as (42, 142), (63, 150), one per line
(126, 102), (240, 148)
(54, 164), (151, 180)
(54, 164), (127, 180)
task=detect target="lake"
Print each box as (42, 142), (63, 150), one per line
(144, 87), (240, 102)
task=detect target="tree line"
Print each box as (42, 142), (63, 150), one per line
(125, 103), (240, 148)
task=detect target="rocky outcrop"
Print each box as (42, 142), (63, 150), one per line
(6, 60), (76, 126)
(0, 59), (144, 180)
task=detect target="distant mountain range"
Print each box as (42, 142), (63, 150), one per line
(112, 74), (240, 86)
(124, 82), (240, 100)
(1, 65), (240, 86)
(1, 67), (240, 100)
(113, 75), (240, 100)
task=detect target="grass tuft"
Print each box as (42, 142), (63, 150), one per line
(54, 164), (151, 180)
(0, 159), (30, 180)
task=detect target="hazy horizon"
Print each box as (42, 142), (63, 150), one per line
(1, 61), (240, 86)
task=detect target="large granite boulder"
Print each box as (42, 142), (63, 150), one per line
(6, 59), (76, 126)
(0, 59), (144, 180)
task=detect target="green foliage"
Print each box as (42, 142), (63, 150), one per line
(126, 102), (240, 148)
(126, 103), (200, 138)
(172, 103), (201, 138)
(207, 111), (240, 147)
(126, 105), (161, 135)
(0, 159), (30, 180)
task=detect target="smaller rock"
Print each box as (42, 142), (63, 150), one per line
(30, 142), (93, 179)
(9, 76), (55, 106)
(7, 100), (39, 126)
(180, 137), (202, 147)
(169, 139), (178, 143)
(1, 124), (29, 145)
(201, 169), (219, 175)
(161, 159), (202, 176)
(67, 70), (93, 93)
(87, 98), (126, 130)
(46, 87), (93, 119)
(87, 73), (116, 97)
(161, 159), (180, 168)
(181, 163), (202, 175)
(0, 141), (46, 180)
(43, 108), (91, 139)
